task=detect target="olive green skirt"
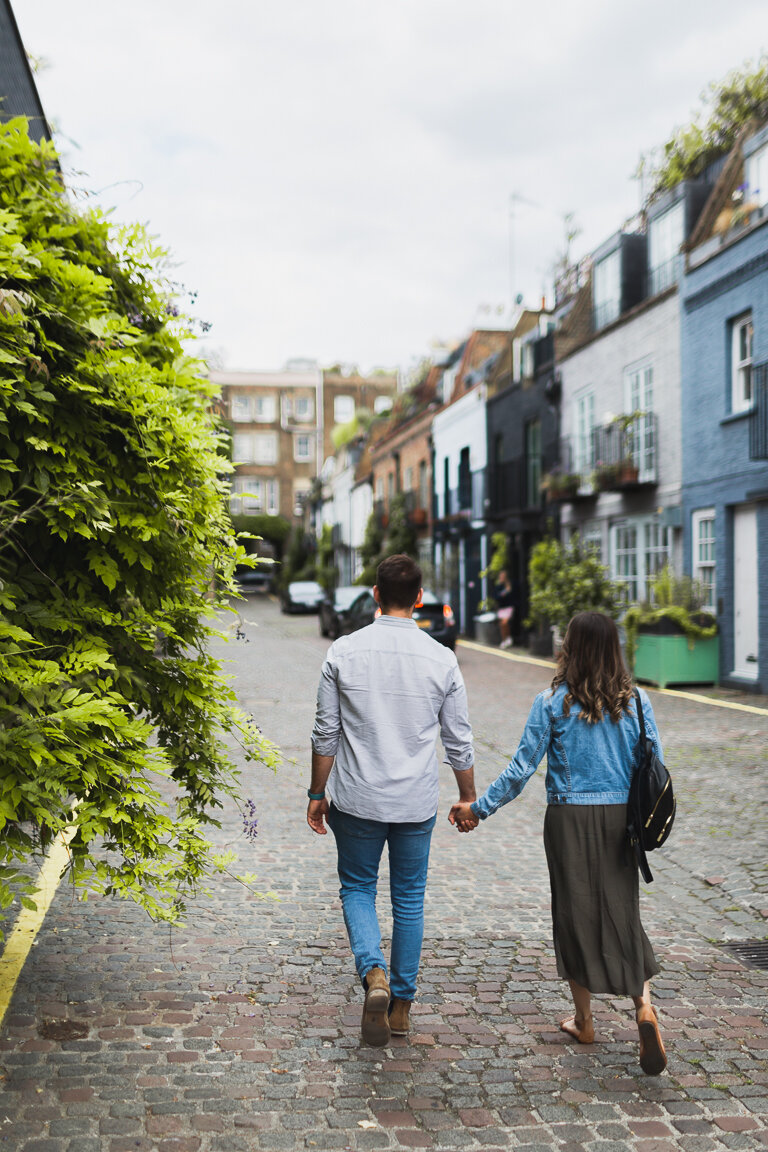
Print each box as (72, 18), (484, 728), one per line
(543, 803), (660, 997)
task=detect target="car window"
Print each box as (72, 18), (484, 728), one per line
(351, 593), (375, 618)
(334, 587), (362, 609)
(416, 591), (441, 608)
(291, 582), (322, 594)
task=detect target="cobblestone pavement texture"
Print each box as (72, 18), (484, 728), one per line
(2, 595), (767, 1151)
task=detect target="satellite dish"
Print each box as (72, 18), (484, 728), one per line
(515, 293), (524, 305)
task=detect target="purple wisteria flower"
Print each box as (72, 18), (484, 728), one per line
(242, 799), (259, 842)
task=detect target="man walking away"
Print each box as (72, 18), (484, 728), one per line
(308, 554), (476, 1047)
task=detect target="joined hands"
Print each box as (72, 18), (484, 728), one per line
(448, 802), (480, 833)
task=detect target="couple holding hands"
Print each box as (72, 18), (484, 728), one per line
(307, 554), (666, 1075)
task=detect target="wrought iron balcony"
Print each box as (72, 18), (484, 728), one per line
(592, 412), (658, 489)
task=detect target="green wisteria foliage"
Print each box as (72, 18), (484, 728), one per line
(0, 119), (278, 931)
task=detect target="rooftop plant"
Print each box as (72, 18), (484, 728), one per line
(638, 56), (768, 200)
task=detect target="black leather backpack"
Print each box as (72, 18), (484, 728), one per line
(627, 689), (676, 883)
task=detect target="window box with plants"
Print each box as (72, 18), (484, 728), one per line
(541, 468), (582, 502)
(623, 567), (719, 689)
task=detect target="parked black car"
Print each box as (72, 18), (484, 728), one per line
(234, 560), (273, 594)
(319, 587), (457, 648)
(412, 591), (458, 650)
(319, 586), (375, 638)
(280, 580), (324, 614)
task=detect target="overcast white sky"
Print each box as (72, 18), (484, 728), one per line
(16, 1), (768, 373)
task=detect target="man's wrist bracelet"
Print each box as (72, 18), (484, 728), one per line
(307, 789), (326, 801)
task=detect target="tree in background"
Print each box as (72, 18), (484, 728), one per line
(526, 537), (624, 640)
(384, 492), (417, 559)
(356, 508), (386, 587)
(279, 523), (315, 589)
(314, 522), (338, 591)
(0, 118), (278, 930)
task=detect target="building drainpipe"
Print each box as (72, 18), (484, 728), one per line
(316, 367), (324, 477)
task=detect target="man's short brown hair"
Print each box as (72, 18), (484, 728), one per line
(376, 554), (422, 609)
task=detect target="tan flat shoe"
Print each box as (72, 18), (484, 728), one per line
(559, 1013), (595, 1044)
(636, 1004), (667, 1075)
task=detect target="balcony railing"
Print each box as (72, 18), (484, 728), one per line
(749, 362), (768, 460)
(592, 412), (658, 488)
(648, 256), (678, 296)
(592, 298), (620, 331)
(437, 472), (486, 521)
(488, 457), (552, 514)
(403, 488), (429, 526)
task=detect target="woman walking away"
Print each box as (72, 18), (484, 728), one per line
(449, 611), (667, 1076)
(495, 570), (515, 649)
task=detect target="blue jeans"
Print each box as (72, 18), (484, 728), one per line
(327, 803), (436, 1001)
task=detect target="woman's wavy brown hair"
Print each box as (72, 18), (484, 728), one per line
(551, 611), (634, 723)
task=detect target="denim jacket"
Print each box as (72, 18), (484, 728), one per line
(471, 684), (663, 819)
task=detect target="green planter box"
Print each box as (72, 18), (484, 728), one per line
(633, 632), (720, 689)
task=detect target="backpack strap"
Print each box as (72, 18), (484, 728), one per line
(634, 687), (646, 743)
(629, 688), (654, 883)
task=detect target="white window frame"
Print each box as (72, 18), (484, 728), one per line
(374, 395), (392, 414)
(334, 395), (355, 424)
(229, 477), (262, 515)
(294, 395), (314, 422)
(253, 395), (276, 423)
(404, 466), (414, 491)
(230, 394), (251, 423)
(648, 201), (684, 295)
(624, 363), (655, 479)
(580, 520), (603, 563)
(592, 250), (620, 328)
(574, 390), (595, 479)
(611, 517), (671, 603)
(692, 507), (716, 613)
(266, 479), (280, 516)
(746, 142), (768, 209)
(294, 433), (312, 462)
(232, 433), (255, 463)
(731, 312), (753, 414)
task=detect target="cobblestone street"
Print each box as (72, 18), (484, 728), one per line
(2, 595), (767, 1151)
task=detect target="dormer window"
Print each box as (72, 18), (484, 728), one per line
(648, 200), (684, 295)
(746, 141), (768, 209)
(592, 250), (620, 329)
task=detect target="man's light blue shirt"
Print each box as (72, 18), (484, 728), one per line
(311, 615), (474, 823)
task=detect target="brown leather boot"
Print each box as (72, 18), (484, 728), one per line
(361, 967), (390, 1047)
(388, 997), (411, 1036)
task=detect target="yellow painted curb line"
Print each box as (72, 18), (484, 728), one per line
(457, 639), (768, 717)
(652, 687), (768, 717)
(0, 827), (75, 1028)
(457, 638), (556, 670)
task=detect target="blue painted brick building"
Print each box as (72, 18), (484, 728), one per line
(680, 121), (768, 691)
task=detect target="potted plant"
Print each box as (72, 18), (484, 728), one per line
(526, 536), (624, 656)
(593, 460), (620, 491)
(623, 565), (718, 688)
(541, 467), (582, 502)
